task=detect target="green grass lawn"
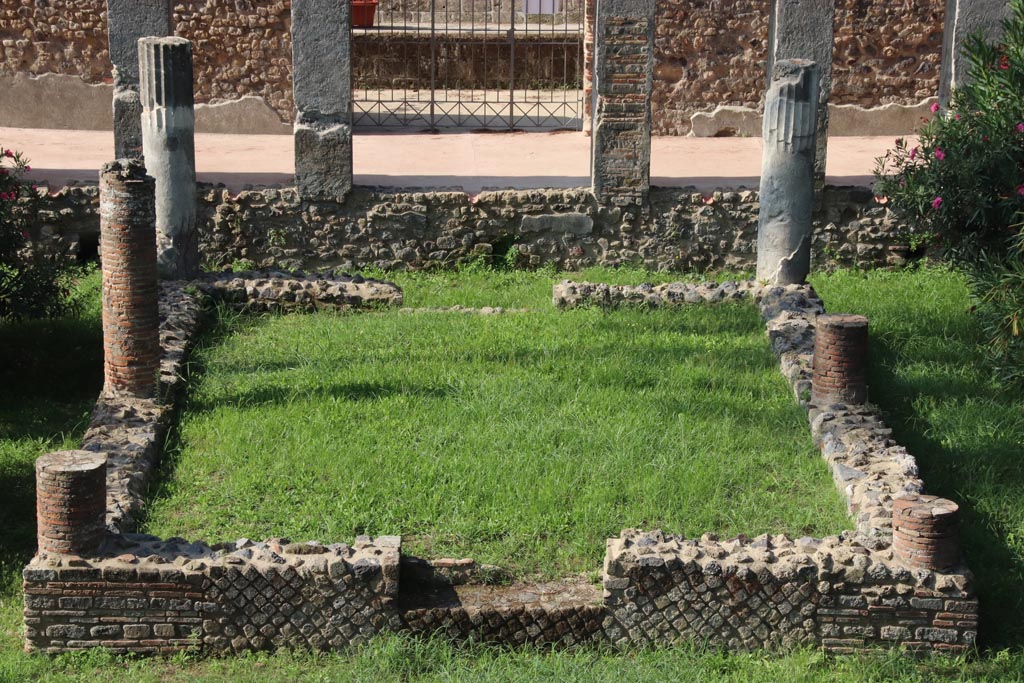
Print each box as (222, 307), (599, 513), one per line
(1, 265), (1023, 682)
(142, 269), (846, 577)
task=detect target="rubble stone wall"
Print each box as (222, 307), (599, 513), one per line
(25, 278), (977, 656)
(0, 0), (943, 134)
(28, 183), (916, 275)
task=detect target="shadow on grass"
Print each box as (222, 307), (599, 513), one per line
(0, 313), (103, 572)
(187, 381), (457, 413)
(869, 334), (1024, 651)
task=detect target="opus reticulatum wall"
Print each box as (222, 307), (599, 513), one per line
(24, 274), (977, 656)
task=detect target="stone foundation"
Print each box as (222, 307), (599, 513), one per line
(26, 184), (917, 274)
(25, 274), (976, 656)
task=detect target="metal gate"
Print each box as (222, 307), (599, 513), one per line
(352, 0), (584, 130)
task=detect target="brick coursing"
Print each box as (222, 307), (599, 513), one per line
(812, 313), (869, 406)
(893, 495), (962, 572)
(592, 14), (652, 205)
(99, 161), (160, 399)
(34, 451), (107, 556)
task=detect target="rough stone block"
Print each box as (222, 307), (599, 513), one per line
(294, 122), (353, 201)
(291, 0), (351, 116)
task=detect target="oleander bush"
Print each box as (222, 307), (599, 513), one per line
(875, 0), (1024, 385)
(0, 145), (78, 321)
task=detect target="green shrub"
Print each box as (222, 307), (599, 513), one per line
(0, 145), (79, 321)
(874, 0), (1024, 385)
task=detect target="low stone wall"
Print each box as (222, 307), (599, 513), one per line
(27, 184), (915, 274)
(25, 275), (976, 656)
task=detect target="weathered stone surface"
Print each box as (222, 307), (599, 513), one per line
(757, 60), (820, 285)
(939, 0), (1011, 106)
(520, 213), (593, 235)
(292, 0), (352, 200)
(106, 0), (172, 158)
(195, 270), (403, 313)
(767, 0), (834, 193)
(139, 37), (198, 278)
(25, 183), (919, 275)
(294, 122), (353, 201)
(591, 0), (655, 205)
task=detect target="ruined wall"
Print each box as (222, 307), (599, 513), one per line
(652, 0), (944, 134)
(28, 184), (915, 275)
(1, 0), (943, 134)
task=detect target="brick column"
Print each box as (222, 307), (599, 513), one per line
(107, 0), (173, 159)
(35, 451), (108, 556)
(893, 494), (961, 571)
(100, 160), (161, 399)
(811, 313), (869, 406)
(590, 0), (655, 206)
(292, 0), (353, 201)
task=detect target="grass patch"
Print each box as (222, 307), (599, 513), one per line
(144, 272), (845, 578)
(2, 266), (1024, 681)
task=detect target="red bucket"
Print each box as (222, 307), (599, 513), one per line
(352, 0), (378, 27)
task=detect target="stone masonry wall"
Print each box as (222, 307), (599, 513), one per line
(27, 184), (916, 275)
(0, 0), (943, 134)
(25, 278), (976, 656)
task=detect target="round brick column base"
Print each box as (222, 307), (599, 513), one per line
(812, 313), (869, 406)
(35, 451), (108, 556)
(892, 494), (961, 571)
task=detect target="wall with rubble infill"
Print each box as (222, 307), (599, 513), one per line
(27, 275), (977, 656)
(25, 184), (917, 275)
(1, 0), (941, 135)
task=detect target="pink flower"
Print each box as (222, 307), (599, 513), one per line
(1017, 123), (1024, 133)
(1017, 184), (1024, 196)
(935, 148), (946, 161)
(930, 102), (940, 113)
(3, 150), (12, 158)
(20, 231), (29, 240)
(909, 147), (918, 160)
(931, 196), (944, 209)
(24, 165), (30, 172)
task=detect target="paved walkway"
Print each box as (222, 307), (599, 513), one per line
(2, 127), (901, 194)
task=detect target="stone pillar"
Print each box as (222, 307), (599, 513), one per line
(893, 494), (962, 571)
(35, 451), (108, 556)
(292, 0), (353, 201)
(590, 0), (656, 206)
(811, 313), (869, 406)
(139, 37), (198, 279)
(582, 0), (595, 136)
(767, 0), (833, 197)
(100, 160), (161, 399)
(756, 59), (820, 285)
(939, 0), (1011, 107)
(107, 0), (173, 159)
